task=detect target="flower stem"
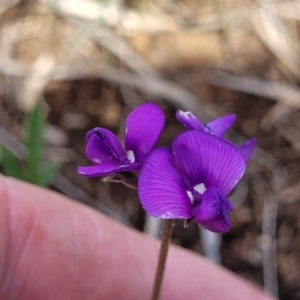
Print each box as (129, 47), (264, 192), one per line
(151, 219), (174, 300)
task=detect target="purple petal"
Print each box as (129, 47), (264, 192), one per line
(171, 130), (246, 196)
(85, 135), (120, 165)
(78, 162), (141, 177)
(175, 110), (203, 130)
(216, 188), (234, 212)
(125, 103), (165, 163)
(138, 148), (192, 219)
(86, 128), (127, 163)
(239, 138), (256, 162)
(206, 115), (236, 136)
(192, 187), (231, 233)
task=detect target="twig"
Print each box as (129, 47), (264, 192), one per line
(253, 168), (285, 299)
(279, 184), (300, 204)
(60, 18), (160, 79)
(53, 173), (130, 224)
(261, 169), (282, 299)
(52, 65), (202, 113)
(251, 3), (300, 79)
(151, 219), (173, 300)
(0, 125), (27, 159)
(174, 68), (300, 109)
(38, 0), (249, 36)
(92, 29), (160, 79)
(0, 0), (20, 15)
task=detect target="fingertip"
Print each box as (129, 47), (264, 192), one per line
(0, 176), (274, 300)
(0, 176), (155, 300)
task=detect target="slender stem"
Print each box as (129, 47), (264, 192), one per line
(151, 219), (174, 300)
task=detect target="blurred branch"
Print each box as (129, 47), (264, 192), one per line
(277, 2), (300, 21)
(279, 184), (300, 204)
(0, 10), (204, 118)
(253, 166), (287, 299)
(52, 65), (203, 117)
(0, 57), (204, 118)
(90, 29), (160, 79)
(199, 228), (222, 264)
(39, 0), (249, 35)
(174, 68), (300, 109)
(252, 3), (300, 79)
(144, 214), (162, 238)
(0, 126), (26, 159)
(0, 0), (20, 15)
(19, 54), (56, 112)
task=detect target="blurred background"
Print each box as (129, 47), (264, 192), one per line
(0, 0), (299, 299)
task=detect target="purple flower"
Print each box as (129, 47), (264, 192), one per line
(176, 109), (256, 162)
(138, 130), (247, 233)
(78, 103), (165, 177)
(176, 109), (236, 136)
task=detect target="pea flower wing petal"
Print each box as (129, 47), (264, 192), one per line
(171, 130), (246, 196)
(85, 134), (120, 165)
(206, 115), (236, 136)
(175, 110), (203, 130)
(125, 103), (165, 163)
(192, 187), (231, 233)
(238, 138), (256, 162)
(138, 148), (192, 219)
(86, 128), (127, 163)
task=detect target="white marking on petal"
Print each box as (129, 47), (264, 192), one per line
(125, 126), (128, 134)
(93, 158), (101, 164)
(179, 110), (196, 119)
(186, 190), (194, 205)
(194, 183), (207, 195)
(160, 212), (173, 218)
(126, 150), (135, 163)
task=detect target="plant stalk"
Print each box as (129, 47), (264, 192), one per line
(151, 219), (174, 300)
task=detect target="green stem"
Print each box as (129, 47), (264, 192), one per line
(151, 219), (174, 300)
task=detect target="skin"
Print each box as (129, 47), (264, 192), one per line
(0, 175), (274, 300)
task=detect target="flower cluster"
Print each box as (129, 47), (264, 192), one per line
(78, 104), (255, 233)
(78, 103), (165, 177)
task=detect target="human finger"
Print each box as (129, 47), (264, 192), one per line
(0, 175), (274, 300)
